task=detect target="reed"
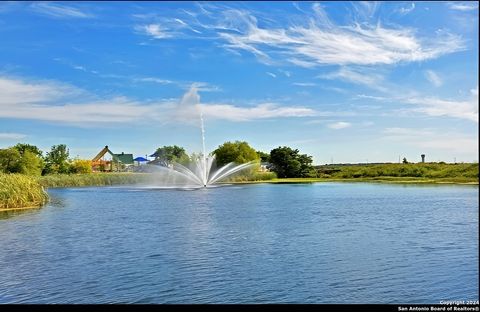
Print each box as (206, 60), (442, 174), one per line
(37, 173), (151, 188)
(0, 173), (48, 210)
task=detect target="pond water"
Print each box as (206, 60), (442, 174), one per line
(0, 183), (478, 303)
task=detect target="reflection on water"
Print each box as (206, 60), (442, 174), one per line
(0, 193), (66, 220)
(0, 208), (40, 220)
(0, 183), (477, 303)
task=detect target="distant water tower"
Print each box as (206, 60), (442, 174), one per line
(421, 154), (425, 163)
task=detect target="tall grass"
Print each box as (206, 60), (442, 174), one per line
(37, 173), (151, 188)
(320, 163), (478, 181)
(227, 171), (277, 182)
(0, 173), (48, 210)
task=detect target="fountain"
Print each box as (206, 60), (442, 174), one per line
(146, 86), (256, 188)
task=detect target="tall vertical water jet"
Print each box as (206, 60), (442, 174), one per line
(148, 85), (256, 188)
(200, 111), (207, 187)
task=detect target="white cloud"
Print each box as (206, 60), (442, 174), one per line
(132, 4), (465, 67)
(319, 67), (386, 91)
(293, 82), (316, 87)
(404, 89), (478, 122)
(397, 3), (415, 15)
(358, 87), (478, 123)
(137, 24), (172, 39)
(213, 6), (465, 67)
(356, 94), (387, 101)
(0, 77), (80, 105)
(328, 121), (351, 129)
(135, 77), (174, 85)
(200, 103), (315, 121)
(0, 76), (163, 125)
(30, 2), (94, 19)
(382, 127), (478, 155)
(447, 2), (478, 11)
(0, 133), (27, 140)
(279, 69), (291, 77)
(266, 72), (277, 78)
(0, 76), (315, 126)
(383, 127), (434, 136)
(424, 70), (443, 87)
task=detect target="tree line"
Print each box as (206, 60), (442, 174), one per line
(1, 141), (316, 178)
(153, 141), (315, 178)
(0, 144), (91, 176)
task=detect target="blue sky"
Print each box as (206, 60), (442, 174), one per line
(0, 1), (478, 164)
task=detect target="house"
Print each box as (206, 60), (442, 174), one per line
(91, 146), (134, 172)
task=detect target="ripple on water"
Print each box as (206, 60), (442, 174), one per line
(0, 183), (477, 303)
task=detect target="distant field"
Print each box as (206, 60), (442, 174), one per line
(232, 163), (479, 185)
(317, 162), (479, 181)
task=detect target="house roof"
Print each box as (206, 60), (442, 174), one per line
(114, 153), (134, 165)
(92, 146), (133, 164)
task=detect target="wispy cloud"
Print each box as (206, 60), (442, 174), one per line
(0, 76), (315, 126)
(383, 127), (434, 137)
(135, 77), (174, 85)
(200, 103), (315, 122)
(404, 89), (478, 122)
(397, 3), (415, 15)
(136, 24), (173, 39)
(356, 94), (387, 101)
(447, 2), (479, 11)
(266, 72), (277, 78)
(328, 121), (351, 129)
(214, 5), (465, 67)
(133, 3), (465, 67)
(279, 69), (291, 77)
(30, 2), (94, 19)
(319, 67), (386, 91)
(424, 70), (443, 87)
(0, 76), (166, 125)
(293, 82), (316, 87)
(0, 132), (27, 140)
(382, 127), (478, 155)
(357, 86), (478, 123)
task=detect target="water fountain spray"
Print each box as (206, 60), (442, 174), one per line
(149, 86), (256, 188)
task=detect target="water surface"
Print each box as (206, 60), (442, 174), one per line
(0, 183), (478, 303)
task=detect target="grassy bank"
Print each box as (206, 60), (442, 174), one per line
(230, 163), (479, 185)
(0, 173), (48, 211)
(37, 172), (151, 188)
(241, 176), (478, 185)
(320, 163), (478, 180)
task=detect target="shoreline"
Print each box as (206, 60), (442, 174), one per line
(225, 178), (479, 186)
(1, 175), (477, 212)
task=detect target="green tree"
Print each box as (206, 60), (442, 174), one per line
(256, 150), (270, 163)
(13, 143), (43, 157)
(213, 141), (260, 168)
(402, 157), (408, 164)
(0, 148), (21, 173)
(44, 144), (70, 174)
(269, 146), (315, 178)
(152, 145), (189, 166)
(70, 159), (93, 174)
(18, 150), (44, 176)
(0, 147), (44, 175)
